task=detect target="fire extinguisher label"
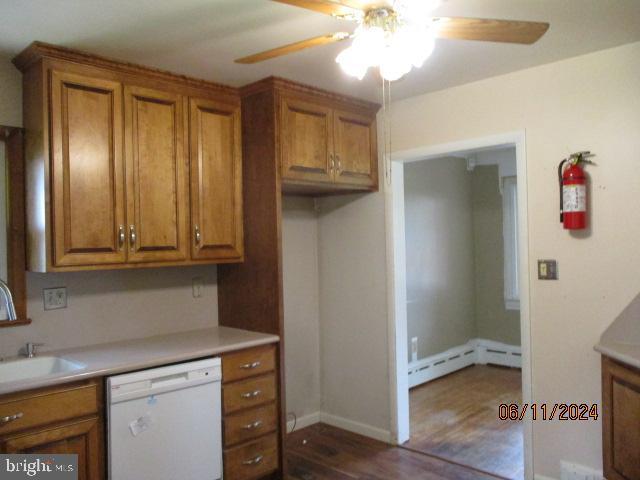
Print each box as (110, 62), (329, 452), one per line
(563, 184), (586, 212)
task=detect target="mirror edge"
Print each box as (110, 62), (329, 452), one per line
(1, 125), (31, 327)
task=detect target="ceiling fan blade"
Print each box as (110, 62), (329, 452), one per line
(271, 0), (364, 16)
(433, 17), (549, 45)
(235, 32), (350, 64)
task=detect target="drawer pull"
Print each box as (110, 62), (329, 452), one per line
(240, 361), (261, 370)
(0, 412), (23, 424)
(242, 455), (264, 466)
(241, 390), (262, 399)
(242, 420), (264, 430)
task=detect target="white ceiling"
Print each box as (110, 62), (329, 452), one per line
(1, 0), (639, 102)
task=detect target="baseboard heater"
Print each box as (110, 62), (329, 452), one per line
(408, 338), (522, 388)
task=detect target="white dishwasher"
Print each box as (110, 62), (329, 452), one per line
(107, 358), (222, 480)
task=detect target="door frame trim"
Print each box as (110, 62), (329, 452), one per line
(384, 130), (534, 479)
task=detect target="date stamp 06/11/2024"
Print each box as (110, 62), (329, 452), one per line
(498, 403), (599, 421)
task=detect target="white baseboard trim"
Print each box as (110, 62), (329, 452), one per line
(287, 412), (321, 433)
(286, 411), (391, 444)
(534, 475), (557, 480)
(319, 412), (392, 443)
(408, 338), (522, 388)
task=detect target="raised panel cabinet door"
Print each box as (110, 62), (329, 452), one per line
(124, 85), (188, 263)
(0, 417), (103, 480)
(280, 96), (334, 184)
(50, 70), (126, 267)
(333, 109), (378, 189)
(189, 97), (243, 260)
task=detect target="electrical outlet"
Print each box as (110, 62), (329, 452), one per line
(560, 461), (603, 480)
(43, 287), (67, 310)
(192, 277), (203, 298)
(411, 337), (418, 363)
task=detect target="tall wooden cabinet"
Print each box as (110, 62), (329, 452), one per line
(14, 42), (243, 272)
(218, 77), (380, 479)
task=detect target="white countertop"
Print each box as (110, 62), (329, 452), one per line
(0, 326), (279, 395)
(594, 292), (640, 370)
(595, 341), (640, 370)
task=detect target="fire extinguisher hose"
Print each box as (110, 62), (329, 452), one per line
(558, 158), (567, 223)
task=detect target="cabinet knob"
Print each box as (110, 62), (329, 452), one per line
(329, 154), (335, 173)
(336, 154), (342, 172)
(118, 225), (125, 250)
(194, 225), (201, 246)
(129, 225), (137, 250)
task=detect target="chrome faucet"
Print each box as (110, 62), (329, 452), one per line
(25, 342), (44, 358)
(0, 279), (17, 322)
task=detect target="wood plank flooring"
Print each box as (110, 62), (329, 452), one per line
(286, 423), (502, 480)
(406, 365), (523, 480)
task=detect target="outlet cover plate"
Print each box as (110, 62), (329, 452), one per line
(43, 287), (67, 310)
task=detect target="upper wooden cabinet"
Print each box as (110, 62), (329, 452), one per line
(244, 77), (380, 195)
(189, 97), (243, 261)
(124, 85), (188, 264)
(333, 108), (377, 188)
(49, 70), (126, 267)
(14, 42), (243, 271)
(280, 96), (334, 185)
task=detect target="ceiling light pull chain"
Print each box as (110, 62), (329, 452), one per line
(383, 78), (392, 187)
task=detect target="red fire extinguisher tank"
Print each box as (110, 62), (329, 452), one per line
(561, 161), (587, 230)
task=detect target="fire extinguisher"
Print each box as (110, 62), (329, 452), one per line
(558, 151), (593, 230)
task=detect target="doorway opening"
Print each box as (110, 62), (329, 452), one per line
(385, 132), (532, 480)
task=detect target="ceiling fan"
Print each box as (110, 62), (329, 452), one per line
(235, 0), (549, 81)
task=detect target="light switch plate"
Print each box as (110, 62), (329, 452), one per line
(538, 260), (558, 280)
(43, 287), (67, 310)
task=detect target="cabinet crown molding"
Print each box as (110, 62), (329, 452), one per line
(240, 76), (380, 113)
(12, 41), (238, 97)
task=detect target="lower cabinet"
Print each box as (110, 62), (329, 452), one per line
(602, 356), (640, 480)
(222, 345), (280, 480)
(0, 380), (104, 480)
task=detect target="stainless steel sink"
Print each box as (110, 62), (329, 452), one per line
(0, 356), (85, 383)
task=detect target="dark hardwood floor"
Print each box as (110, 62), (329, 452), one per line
(406, 365), (523, 480)
(286, 423), (503, 480)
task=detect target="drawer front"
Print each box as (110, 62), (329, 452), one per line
(0, 382), (99, 436)
(224, 403), (277, 447)
(224, 375), (276, 414)
(223, 346), (276, 383)
(224, 434), (278, 480)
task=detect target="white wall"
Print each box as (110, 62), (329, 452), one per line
(282, 197), (322, 421)
(0, 57), (220, 356)
(317, 191), (390, 435)
(389, 42), (640, 478)
(471, 165), (521, 346)
(404, 157), (476, 360)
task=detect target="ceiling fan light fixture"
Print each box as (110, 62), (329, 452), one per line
(336, 45), (369, 80)
(337, 20), (435, 82)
